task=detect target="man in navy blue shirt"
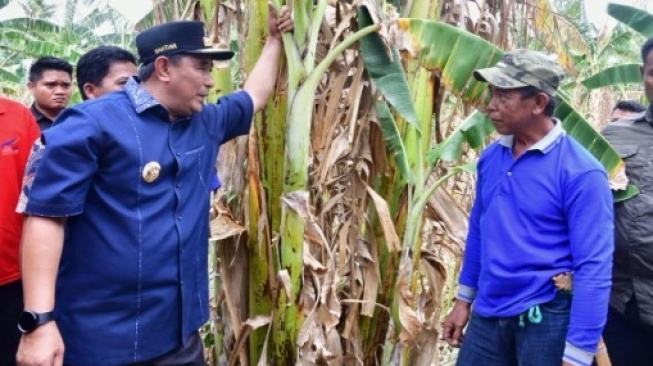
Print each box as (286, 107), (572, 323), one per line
(15, 5), (293, 366)
(442, 50), (614, 366)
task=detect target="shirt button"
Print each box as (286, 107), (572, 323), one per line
(178, 216), (183, 221)
(507, 171), (512, 176)
(176, 183), (181, 188)
(175, 152), (181, 157)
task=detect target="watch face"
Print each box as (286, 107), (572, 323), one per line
(17, 311), (38, 333)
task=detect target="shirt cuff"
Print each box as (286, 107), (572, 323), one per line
(456, 284), (477, 303)
(563, 341), (593, 366)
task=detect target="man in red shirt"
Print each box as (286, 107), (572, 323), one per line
(0, 98), (39, 366)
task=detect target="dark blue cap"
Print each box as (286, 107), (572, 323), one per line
(135, 21), (234, 65)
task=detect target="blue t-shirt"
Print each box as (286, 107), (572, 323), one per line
(21, 78), (253, 365)
(457, 121), (614, 365)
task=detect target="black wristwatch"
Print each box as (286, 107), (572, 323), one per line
(17, 310), (54, 334)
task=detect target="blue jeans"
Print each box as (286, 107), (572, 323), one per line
(457, 292), (571, 366)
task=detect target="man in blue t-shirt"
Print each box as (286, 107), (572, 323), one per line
(15, 6), (293, 366)
(442, 50), (614, 366)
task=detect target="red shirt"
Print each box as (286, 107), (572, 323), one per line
(0, 98), (39, 285)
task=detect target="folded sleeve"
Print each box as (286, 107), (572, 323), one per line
(202, 91), (254, 143)
(20, 106), (101, 217)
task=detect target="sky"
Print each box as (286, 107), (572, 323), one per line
(585, 0), (653, 30)
(0, 0), (152, 24)
(0, 0), (651, 31)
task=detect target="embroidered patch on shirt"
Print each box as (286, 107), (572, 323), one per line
(1, 137), (19, 155)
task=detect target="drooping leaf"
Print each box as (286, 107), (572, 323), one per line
(613, 184), (640, 202)
(581, 64), (642, 89)
(375, 101), (414, 183)
(0, 18), (60, 35)
(394, 18), (502, 105)
(395, 18), (626, 180)
(0, 66), (21, 84)
(358, 6), (420, 131)
(554, 90), (624, 179)
(608, 3), (653, 38)
(428, 110), (494, 164)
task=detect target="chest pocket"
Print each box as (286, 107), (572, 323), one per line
(615, 144), (653, 186)
(182, 145), (206, 169)
(617, 144), (643, 164)
(180, 145), (210, 190)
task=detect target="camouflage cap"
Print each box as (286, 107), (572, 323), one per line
(473, 49), (564, 96)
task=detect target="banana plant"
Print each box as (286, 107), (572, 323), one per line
(608, 2), (653, 38)
(581, 3), (652, 90)
(357, 10), (638, 363)
(581, 63), (642, 89)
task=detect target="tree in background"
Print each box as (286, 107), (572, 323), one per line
(0, 0), (638, 364)
(0, 0), (135, 101)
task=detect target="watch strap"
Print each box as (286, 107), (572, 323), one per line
(36, 311), (55, 326)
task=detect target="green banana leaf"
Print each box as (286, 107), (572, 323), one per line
(428, 110), (494, 164)
(395, 18), (627, 184)
(614, 184), (640, 203)
(0, 28), (81, 60)
(581, 64), (642, 89)
(0, 18), (60, 35)
(608, 3), (653, 38)
(375, 101), (414, 183)
(359, 7), (420, 130)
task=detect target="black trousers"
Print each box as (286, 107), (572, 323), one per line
(123, 332), (204, 366)
(0, 280), (23, 366)
(603, 296), (653, 366)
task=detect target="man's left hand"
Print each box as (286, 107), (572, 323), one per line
(562, 362), (574, 366)
(268, 3), (294, 40)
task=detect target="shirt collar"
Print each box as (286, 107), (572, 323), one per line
(498, 118), (565, 154)
(30, 103), (51, 123)
(645, 104), (653, 124)
(124, 77), (161, 114)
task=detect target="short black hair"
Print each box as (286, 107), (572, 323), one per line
(138, 54), (184, 82)
(516, 85), (558, 116)
(28, 56), (73, 83)
(76, 46), (137, 100)
(613, 100), (646, 113)
(642, 37), (653, 65)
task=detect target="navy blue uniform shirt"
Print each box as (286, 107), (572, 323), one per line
(20, 77), (253, 365)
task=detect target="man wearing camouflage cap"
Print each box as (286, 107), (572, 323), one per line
(443, 49), (614, 366)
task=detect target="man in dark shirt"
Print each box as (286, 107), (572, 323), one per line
(610, 100), (646, 123)
(27, 57), (73, 131)
(602, 37), (653, 366)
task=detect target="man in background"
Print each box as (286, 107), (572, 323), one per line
(27, 57), (73, 131)
(0, 98), (39, 366)
(610, 100), (646, 122)
(76, 46), (137, 100)
(601, 37), (653, 366)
